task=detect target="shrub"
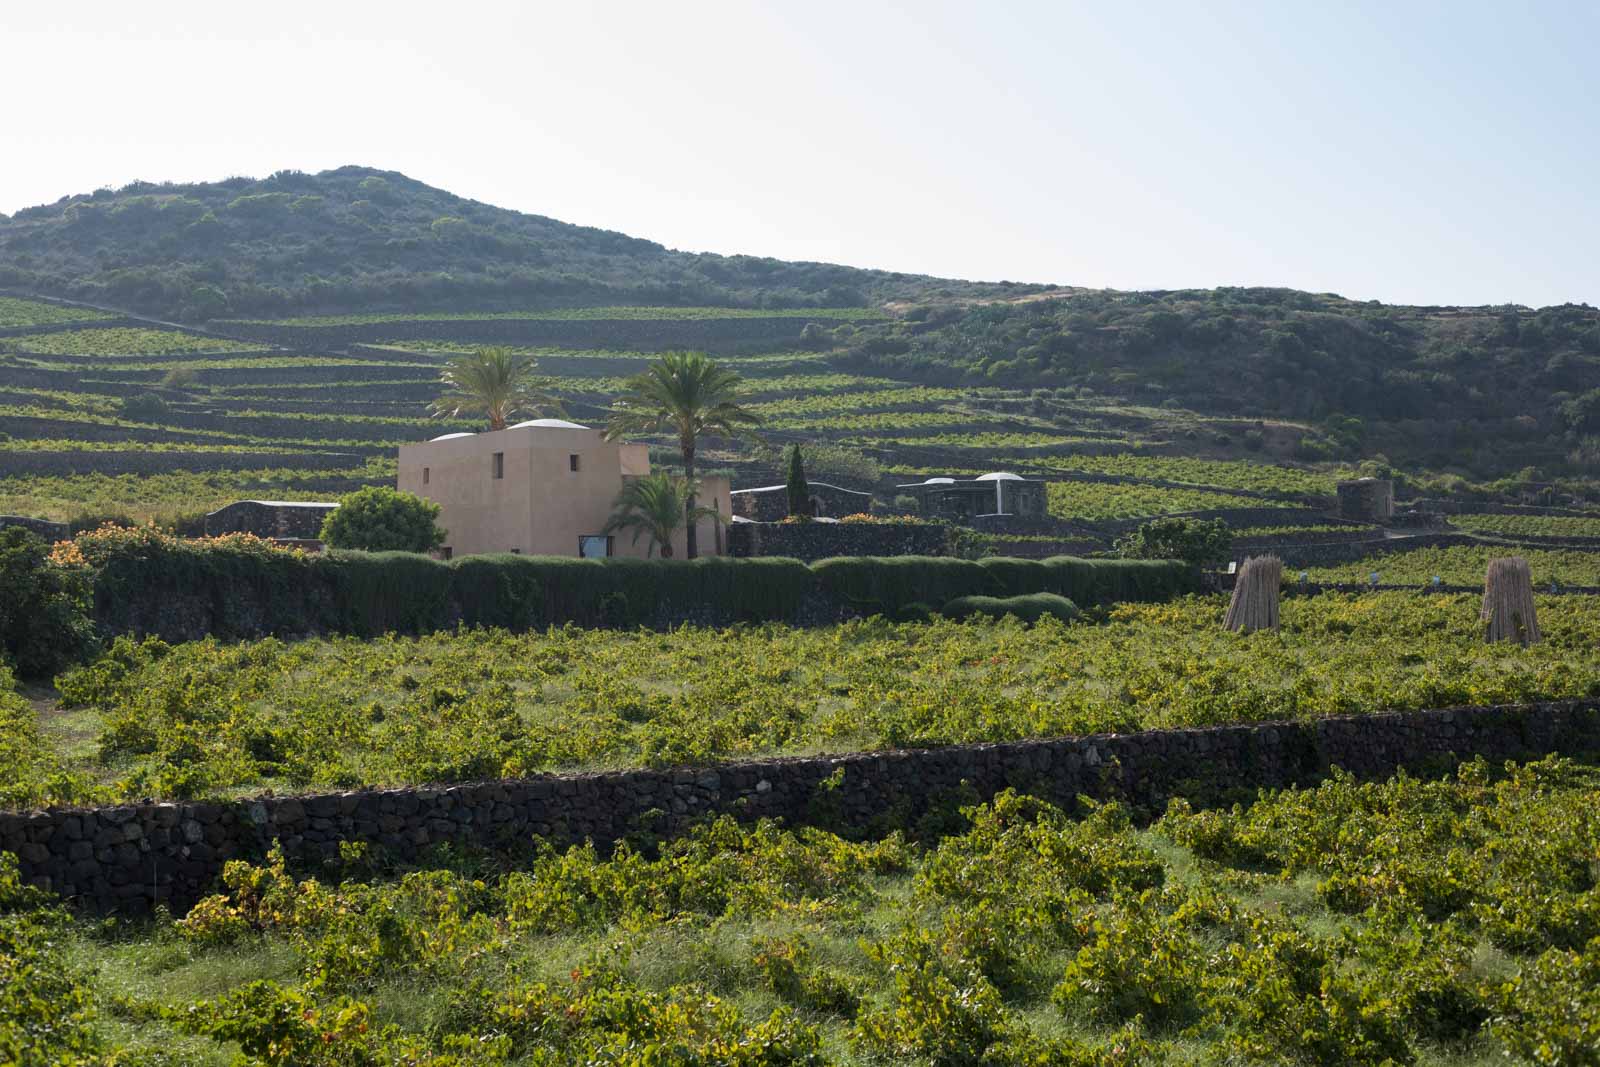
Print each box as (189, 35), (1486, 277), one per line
(319, 486), (445, 553)
(116, 391), (169, 421)
(943, 593), (1080, 624)
(0, 527), (96, 677)
(1113, 517), (1232, 569)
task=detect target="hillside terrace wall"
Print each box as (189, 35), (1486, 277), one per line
(4, 699), (1597, 915)
(214, 316), (862, 354)
(0, 451), (363, 478)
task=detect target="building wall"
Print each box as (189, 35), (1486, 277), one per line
(398, 427), (727, 558)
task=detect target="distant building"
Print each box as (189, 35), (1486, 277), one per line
(1336, 478), (1394, 523)
(204, 500), (338, 540)
(730, 481), (874, 521)
(897, 472), (1047, 522)
(397, 420), (730, 558)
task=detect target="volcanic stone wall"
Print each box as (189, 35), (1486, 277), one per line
(4, 699), (1597, 915)
(215, 316), (857, 354)
(727, 520), (949, 561)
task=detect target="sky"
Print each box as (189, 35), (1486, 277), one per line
(3, 1), (1596, 308)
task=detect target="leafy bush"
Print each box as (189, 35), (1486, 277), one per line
(0, 526), (96, 677)
(115, 391), (169, 421)
(1114, 516), (1233, 569)
(942, 593), (1080, 624)
(319, 486), (445, 552)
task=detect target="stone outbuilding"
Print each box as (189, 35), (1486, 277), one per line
(1336, 478), (1394, 523)
(203, 500), (339, 540)
(729, 481), (874, 521)
(897, 472), (1048, 522)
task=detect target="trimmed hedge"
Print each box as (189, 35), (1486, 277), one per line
(942, 593), (1081, 624)
(81, 543), (1195, 642)
(811, 555), (1193, 617)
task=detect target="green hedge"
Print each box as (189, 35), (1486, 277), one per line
(86, 547), (1196, 642)
(942, 593), (1081, 624)
(812, 555), (1194, 617)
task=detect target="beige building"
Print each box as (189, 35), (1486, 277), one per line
(397, 419), (730, 559)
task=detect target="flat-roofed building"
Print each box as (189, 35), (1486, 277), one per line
(397, 419), (729, 558)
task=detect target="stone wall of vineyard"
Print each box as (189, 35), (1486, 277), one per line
(727, 520), (949, 561)
(1260, 533), (1483, 568)
(0, 450), (363, 477)
(0, 514), (70, 540)
(1100, 506), (1336, 533)
(215, 316), (857, 353)
(5, 698), (1598, 915)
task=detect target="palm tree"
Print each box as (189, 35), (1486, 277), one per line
(602, 473), (721, 559)
(604, 351), (761, 558)
(429, 346), (564, 430)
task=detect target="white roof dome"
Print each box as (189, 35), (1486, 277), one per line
(923, 477), (956, 484)
(510, 418), (589, 430)
(976, 471), (1024, 481)
(430, 432), (476, 441)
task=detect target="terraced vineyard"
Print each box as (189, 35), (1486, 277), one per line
(14, 590), (1600, 806)
(1450, 512), (1600, 539)
(0, 295), (1370, 537)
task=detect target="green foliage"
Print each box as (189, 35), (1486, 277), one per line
(0, 526), (96, 677)
(786, 443), (811, 518)
(116, 391), (170, 421)
(428, 345), (563, 430)
(603, 472), (718, 559)
(0, 295), (113, 328)
(319, 486), (445, 553)
(942, 593), (1081, 624)
(1113, 517), (1233, 568)
(1491, 937), (1600, 1066)
(36, 589), (1600, 800)
(10, 760), (1600, 1062)
(0, 853), (103, 1065)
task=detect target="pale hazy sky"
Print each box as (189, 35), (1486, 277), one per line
(4, 1), (1596, 307)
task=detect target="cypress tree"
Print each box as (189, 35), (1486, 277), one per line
(786, 443), (811, 518)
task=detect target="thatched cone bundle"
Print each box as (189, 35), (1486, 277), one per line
(1481, 557), (1541, 646)
(1224, 555), (1282, 633)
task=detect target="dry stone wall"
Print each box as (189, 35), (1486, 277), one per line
(4, 699), (1597, 915)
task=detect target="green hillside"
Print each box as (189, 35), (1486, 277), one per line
(0, 166), (1041, 320)
(837, 290), (1600, 473)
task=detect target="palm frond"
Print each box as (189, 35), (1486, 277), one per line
(428, 346), (565, 430)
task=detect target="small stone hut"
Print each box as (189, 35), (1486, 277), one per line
(729, 482), (875, 521)
(1336, 478), (1393, 523)
(203, 500), (338, 540)
(898, 472), (1048, 522)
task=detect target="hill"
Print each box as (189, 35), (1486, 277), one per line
(836, 289), (1600, 473)
(0, 166), (1043, 321)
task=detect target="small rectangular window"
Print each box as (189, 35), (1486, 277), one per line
(492, 452), (504, 479)
(569, 453), (581, 472)
(579, 535), (612, 558)
(510, 548), (521, 555)
(422, 467), (430, 485)
(440, 547), (453, 560)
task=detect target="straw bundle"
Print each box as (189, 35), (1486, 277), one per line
(1224, 555), (1282, 633)
(1481, 557), (1541, 646)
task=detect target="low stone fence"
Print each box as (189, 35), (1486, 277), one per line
(1241, 533), (1483, 568)
(727, 520), (948, 560)
(4, 699), (1597, 914)
(213, 315), (862, 354)
(0, 514), (69, 540)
